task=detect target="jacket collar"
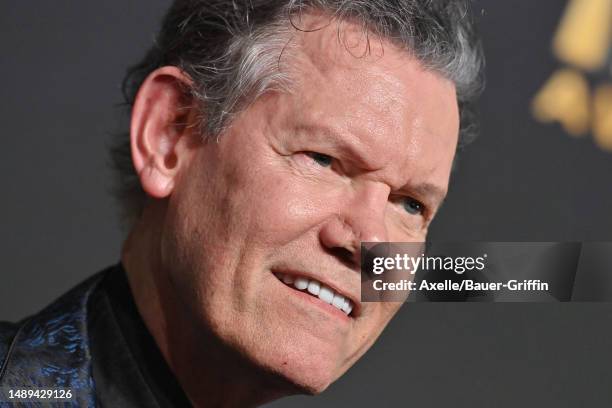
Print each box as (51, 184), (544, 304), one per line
(0, 271), (105, 407)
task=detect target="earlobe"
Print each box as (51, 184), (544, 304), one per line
(139, 163), (176, 199)
(130, 66), (196, 199)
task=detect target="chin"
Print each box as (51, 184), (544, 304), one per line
(250, 336), (349, 396)
(272, 364), (337, 396)
(295, 374), (337, 396)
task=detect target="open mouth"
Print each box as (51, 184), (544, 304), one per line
(273, 272), (355, 317)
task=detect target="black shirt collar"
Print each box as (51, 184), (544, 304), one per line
(87, 264), (192, 407)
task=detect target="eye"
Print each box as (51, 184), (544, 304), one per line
(305, 152), (333, 167)
(401, 197), (425, 215)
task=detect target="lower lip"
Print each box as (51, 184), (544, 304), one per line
(274, 274), (352, 323)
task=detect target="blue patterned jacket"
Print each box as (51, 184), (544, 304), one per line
(0, 274), (103, 407)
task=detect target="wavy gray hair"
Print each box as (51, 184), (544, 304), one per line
(111, 0), (485, 226)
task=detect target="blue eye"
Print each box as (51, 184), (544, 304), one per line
(306, 152), (333, 167)
(402, 198), (424, 215)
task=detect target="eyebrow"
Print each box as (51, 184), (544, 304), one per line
(295, 124), (381, 170)
(297, 123), (449, 208)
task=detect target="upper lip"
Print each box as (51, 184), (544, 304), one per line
(272, 267), (362, 317)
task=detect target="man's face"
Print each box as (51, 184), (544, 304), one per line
(162, 20), (459, 392)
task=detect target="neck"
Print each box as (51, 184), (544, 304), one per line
(120, 203), (295, 407)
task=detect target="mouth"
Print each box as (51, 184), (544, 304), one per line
(273, 271), (356, 318)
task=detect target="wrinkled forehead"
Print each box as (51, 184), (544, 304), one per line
(281, 14), (460, 187)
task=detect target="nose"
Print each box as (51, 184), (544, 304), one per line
(319, 181), (389, 267)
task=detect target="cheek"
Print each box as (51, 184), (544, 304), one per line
(162, 153), (250, 294)
(240, 165), (339, 245)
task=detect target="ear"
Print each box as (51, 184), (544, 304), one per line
(130, 66), (198, 199)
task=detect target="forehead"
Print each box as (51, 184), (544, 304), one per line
(282, 14), (460, 190)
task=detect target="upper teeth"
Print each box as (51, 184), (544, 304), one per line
(275, 272), (353, 316)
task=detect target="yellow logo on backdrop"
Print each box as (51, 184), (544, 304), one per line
(531, 0), (612, 151)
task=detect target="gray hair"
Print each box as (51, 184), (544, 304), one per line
(111, 0), (485, 226)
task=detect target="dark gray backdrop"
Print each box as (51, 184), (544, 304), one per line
(2, 1), (611, 407)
